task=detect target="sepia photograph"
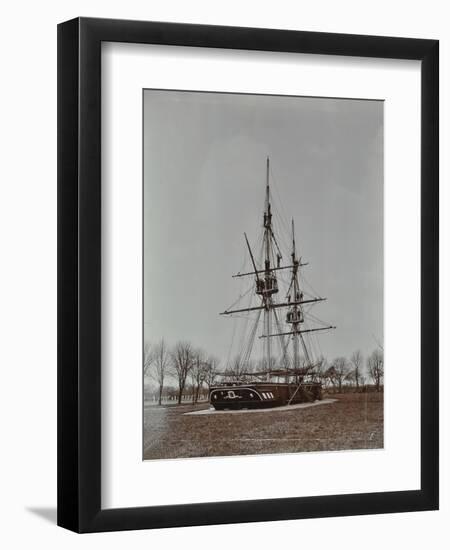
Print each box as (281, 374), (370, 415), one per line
(143, 89), (384, 460)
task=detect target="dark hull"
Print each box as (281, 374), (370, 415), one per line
(209, 382), (322, 410)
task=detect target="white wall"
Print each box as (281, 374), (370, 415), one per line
(0, 0), (447, 547)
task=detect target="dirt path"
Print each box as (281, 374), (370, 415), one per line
(184, 399), (337, 416)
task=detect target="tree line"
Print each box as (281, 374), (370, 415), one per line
(314, 349), (384, 393)
(144, 340), (219, 405)
(144, 339), (384, 405)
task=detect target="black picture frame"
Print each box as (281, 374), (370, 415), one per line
(57, 17), (439, 533)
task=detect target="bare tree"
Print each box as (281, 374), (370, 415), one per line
(344, 368), (356, 388)
(324, 365), (337, 392)
(171, 341), (194, 404)
(329, 356), (350, 393)
(313, 356), (330, 388)
(368, 349), (384, 391)
(144, 342), (153, 377)
(350, 350), (363, 391)
(203, 356), (219, 390)
(189, 348), (209, 404)
(148, 339), (170, 405)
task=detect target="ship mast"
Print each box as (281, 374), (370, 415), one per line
(220, 158), (335, 381)
(287, 219), (313, 379)
(263, 157), (272, 376)
(291, 220), (300, 373)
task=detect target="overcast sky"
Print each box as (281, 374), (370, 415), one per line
(143, 90), (383, 366)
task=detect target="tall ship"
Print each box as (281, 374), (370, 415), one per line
(210, 158), (335, 410)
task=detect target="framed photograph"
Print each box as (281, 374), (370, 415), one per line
(57, 17), (439, 532)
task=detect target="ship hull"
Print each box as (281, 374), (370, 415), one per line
(209, 382), (322, 410)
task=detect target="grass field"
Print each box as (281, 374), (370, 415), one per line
(143, 392), (384, 460)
